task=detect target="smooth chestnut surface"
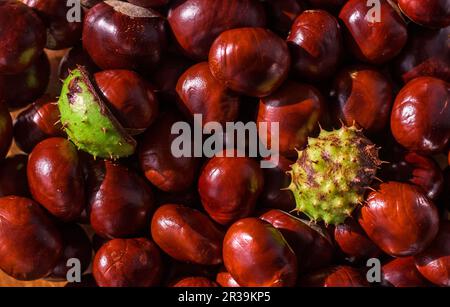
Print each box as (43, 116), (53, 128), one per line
(260, 209), (334, 273)
(209, 27), (290, 97)
(139, 112), (199, 192)
(330, 66), (393, 133)
(414, 221), (450, 286)
(391, 77), (450, 154)
(58, 44), (99, 80)
(381, 257), (429, 287)
(198, 154), (264, 225)
(223, 218), (297, 287)
(287, 10), (343, 81)
(176, 62), (240, 126)
(171, 277), (219, 287)
(264, 0), (306, 34)
(358, 182), (439, 257)
(0, 105), (13, 160)
(0, 196), (62, 281)
(299, 266), (369, 287)
(398, 0), (450, 29)
(257, 80), (324, 158)
(0, 1), (45, 74)
(339, 0), (407, 64)
(13, 97), (64, 153)
(0, 155), (29, 198)
(27, 137), (86, 222)
(168, 0), (266, 60)
(93, 238), (162, 287)
(216, 268), (241, 287)
(89, 161), (155, 238)
(83, 1), (167, 71)
(151, 204), (223, 265)
(94, 70), (159, 135)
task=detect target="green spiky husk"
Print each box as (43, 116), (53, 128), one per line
(58, 67), (136, 159)
(288, 126), (381, 225)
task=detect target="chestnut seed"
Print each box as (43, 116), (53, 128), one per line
(216, 267), (241, 287)
(0, 105), (13, 160)
(382, 257), (429, 287)
(398, 0), (450, 29)
(58, 44), (99, 81)
(0, 155), (29, 198)
(171, 277), (219, 287)
(298, 266), (369, 287)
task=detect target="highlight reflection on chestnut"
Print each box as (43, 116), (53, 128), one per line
(398, 0), (450, 29)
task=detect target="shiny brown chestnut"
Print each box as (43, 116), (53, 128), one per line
(151, 204), (223, 265)
(176, 62), (240, 126)
(398, 0), (450, 28)
(0, 1), (46, 74)
(93, 238), (162, 287)
(264, 0), (306, 34)
(209, 27), (290, 97)
(299, 266), (369, 287)
(0, 196), (62, 280)
(330, 66), (393, 133)
(216, 267), (241, 287)
(0, 105), (13, 160)
(414, 221), (450, 287)
(358, 182), (439, 257)
(171, 277), (219, 287)
(127, 0), (169, 8)
(223, 218), (298, 287)
(83, 0), (167, 71)
(391, 77), (450, 154)
(339, 0), (407, 64)
(168, 0), (266, 60)
(257, 80), (324, 158)
(260, 209), (334, 273)
(0, 155), (29, 198)
(58, 44), (99, 80)
(198, 154), (264, 225)
(13, 96), (65, 153)
(381, 257), (429, 287)
(89, 161), (155, 238)
(287, 10), (343, 81)
(27, 138), (86, 222)
(94, 70), (159, 135)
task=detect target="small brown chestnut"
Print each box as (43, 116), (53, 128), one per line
(171, 277), (219, 287)
(0, 155), (29, 198)
(0, 105), (13, 159)
(398, 0), (450, 29)
(299, 266), (369, 287)
(381, 257), (429, 287)
(216, 267), (241, 287)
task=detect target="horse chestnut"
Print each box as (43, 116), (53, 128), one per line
(382, 257), (429, 287)
(216, 268), (241, 287)
(264, 0), (306, 34)
(127, 0), (169, 8)
(398, 0), (450, 29)
(171, 277), (219, 287)
(299, 266), (369, 287)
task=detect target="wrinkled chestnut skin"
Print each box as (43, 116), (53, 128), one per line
(381, 257), (429, 287)
(257, 80), (324, 158)
(358, 182), (439, 257)
(287, 10), (343, 81)
(151, 204), (223, 265)
(330, 66), (393, 133)
(93, 238), (162, 287)
(223, 218), (298, 287)
(28, 138), (86, 222)
(414, 221), (450, 286)
(176, 62), (240, 126)
(171, 277), (219, 287)
(83, 1), (167, 71)
(94, 70), (159, 135)
(339, 0), (407, 64)
(391, 77), (450, 154)
(0, 1), (45, 74)
(334, 218), (382, 262)
(209, 27), (290, 97)
(299, 266), (369, 287)
(0, 105), (13, 159)
(264, 0), (306, 34)
(139, 112), (199, 192)
(199, 155), (264, 225)
(0, 196), (62, 281)
(398, 0), (450, 28)
(58, 44), (99, 80)
(128, 0), (169, 8)
(89, 161), (155, 238)
(23, 0), (83, 50)
(48, 224), (92, 280)
(216, 267), (241, 287)
(0, 155), (29, 198)
(260, 209), (334, 273)
(13, 97), (65, 153)
(168, 0), (266, 60)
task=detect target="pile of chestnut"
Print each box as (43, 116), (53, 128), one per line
(0, 0), (449, 287)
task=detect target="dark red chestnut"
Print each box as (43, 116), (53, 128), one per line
(171, 277), (219, 287)
(299, 266), (369, 287)
(264, 0), (306, 34)
(209, 27), (290, 97)
(223, 218), (298, 287)
(381, 257), (429, 287)
(0, 155), (29, 198)
(257, 80), (324, 158)
(330, 66), (393, 133)
(358, 182), (439, 257)
(0, 0), (45, 74)
(398, 0), (450, 28)
(339, 0), (407, 64)
(151, 204), (223, 265)
(168, 0), (266, 60)
(176, 62), (240, 126)
(414, 221), (450, 286)
(0, 105), (13, 160)
(198, 154), (264, 225)
(216, 267), (241, 287)
(93, 238), (162, 287)
(27, 137), (86, 222)
(0, 196), (62, 280)
(127, 0), (169, 8)
(260, 209), (334, 273)
(287, 10), (343, 81)
(58, 44), (99, 80)
(391, 77), (450, 154)
(83, 0), (167, 71)
(89, 161), (155, 238)
(94, 70), (159, 135)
